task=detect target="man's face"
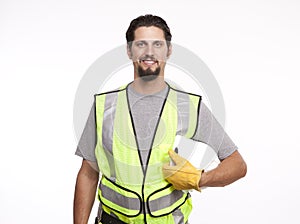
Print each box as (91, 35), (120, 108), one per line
(128, 26), (171, 81)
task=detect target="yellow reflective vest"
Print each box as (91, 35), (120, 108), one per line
(94, 83), (201, 224)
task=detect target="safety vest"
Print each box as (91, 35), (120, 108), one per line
(94, 83), (201, 224)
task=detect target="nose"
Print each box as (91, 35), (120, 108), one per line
(145, 44), (154, 56)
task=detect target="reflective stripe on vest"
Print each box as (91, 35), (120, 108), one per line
(95, 83), (201, 222)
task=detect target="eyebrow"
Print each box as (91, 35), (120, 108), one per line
(134, 39), (165, 42)
(153, 40), (165, 43)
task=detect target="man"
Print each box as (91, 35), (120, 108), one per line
(74, 15), (247, 224)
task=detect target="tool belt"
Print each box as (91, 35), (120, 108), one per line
(95, 211), (126, 224)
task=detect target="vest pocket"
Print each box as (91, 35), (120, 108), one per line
(146, 184), (190, 217)
(98, 176), (142, 217)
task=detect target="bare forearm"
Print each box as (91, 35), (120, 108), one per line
(74, 160), (99, 224)
(199, 150), (247, 188)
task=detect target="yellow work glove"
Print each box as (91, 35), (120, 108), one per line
(162, 149), (203, 191)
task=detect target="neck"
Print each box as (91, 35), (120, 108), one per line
(131, 76), (167, 94)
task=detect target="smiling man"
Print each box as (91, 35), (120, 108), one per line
(74, 15), (247, 224)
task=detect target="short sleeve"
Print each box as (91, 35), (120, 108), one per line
(75, 102), (97, 162)
(192, 101), (238, 160)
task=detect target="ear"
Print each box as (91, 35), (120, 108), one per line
(127, 44), (132, 59)
(167, 44), (172, 58)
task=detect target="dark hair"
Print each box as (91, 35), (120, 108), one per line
(126, 14), (172, 45)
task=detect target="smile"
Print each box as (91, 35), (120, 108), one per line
(139, 59), (158, 66)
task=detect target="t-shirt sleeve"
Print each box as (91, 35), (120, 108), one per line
(75, 102), (97, 162)
(192, 101), (238, 160)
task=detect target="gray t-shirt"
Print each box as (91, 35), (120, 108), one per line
(75, 84), (237, 165)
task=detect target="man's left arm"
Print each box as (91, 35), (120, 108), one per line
(193, 101), (247, 187)
(199, 150), (247, 188)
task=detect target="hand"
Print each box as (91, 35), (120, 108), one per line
(162, 149), (202, 191)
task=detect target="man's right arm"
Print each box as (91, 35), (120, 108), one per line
(74, 159), (99, 224)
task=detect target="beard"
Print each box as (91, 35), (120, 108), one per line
(137, 65), (161, 82)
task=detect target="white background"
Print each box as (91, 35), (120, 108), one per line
(1, 0), (300, 223)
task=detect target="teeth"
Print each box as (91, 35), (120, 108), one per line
(142, 60), (156, 65)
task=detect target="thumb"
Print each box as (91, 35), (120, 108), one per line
(168, 149), (186, 165)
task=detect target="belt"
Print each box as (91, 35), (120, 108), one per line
(97, 211), (127, 224)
